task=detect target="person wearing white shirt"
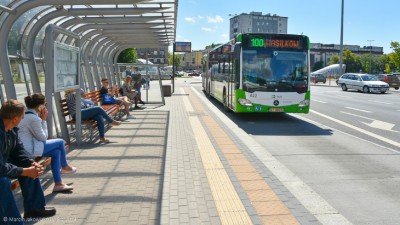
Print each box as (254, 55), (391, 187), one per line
(18, 93), (76, 192)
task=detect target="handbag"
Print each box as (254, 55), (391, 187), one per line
(101, 94), (115, 104)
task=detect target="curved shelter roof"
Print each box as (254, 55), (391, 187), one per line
(0, 0), (178, 99)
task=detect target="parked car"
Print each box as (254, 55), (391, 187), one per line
(337, 73), (389, 93)
(188, 70), (200, 76)
(310, 73), (327, 83)
(376, 74), (400, 90)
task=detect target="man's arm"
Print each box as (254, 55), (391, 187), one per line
(0, 152), (24, 178)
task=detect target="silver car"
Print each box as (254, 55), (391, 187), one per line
(337, 73), (389, 93)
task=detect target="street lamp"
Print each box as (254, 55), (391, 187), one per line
(367, 39), (375, 74)
(339, 0), (344, 75)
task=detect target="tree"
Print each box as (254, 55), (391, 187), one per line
(312, 61), (324, 71)
(117, 48), (137, 63)
(328, 55), (340, 65)
(343, 49), (362, 72)
(204, 43), (223, 50)
(389, 41), (400, 72)
(168, 52), (182, 69)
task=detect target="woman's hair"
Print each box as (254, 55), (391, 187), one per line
(24, 93), (45, 109)
(125, 75), (132, 82)
(0, 99), (26, 119)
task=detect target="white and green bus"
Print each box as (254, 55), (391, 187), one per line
(202, 33), (310, 113)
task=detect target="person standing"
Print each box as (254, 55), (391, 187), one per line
(0, 100), (56, 223)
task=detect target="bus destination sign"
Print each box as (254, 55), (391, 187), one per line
(243, 34), (307, 50)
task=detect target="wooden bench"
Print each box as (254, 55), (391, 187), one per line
(11, 157), (52, 190)
(59, 90), (123, 143)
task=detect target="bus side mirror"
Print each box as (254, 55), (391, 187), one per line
(234, 42), (241, 59)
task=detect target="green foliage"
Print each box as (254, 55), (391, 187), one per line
(117, 48), (137, 63)
(312, 61), (324, 71)
(343, 49), (362, 73)
(389, 41), (400, 71)
(168, 52), (182, 68)
(328, 55), (340, 65)
(204, 43), (223, 50)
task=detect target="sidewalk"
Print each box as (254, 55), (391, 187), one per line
(15, 78), (321, 225)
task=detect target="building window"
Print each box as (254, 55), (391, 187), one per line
(154, 58), (158, 63)
(154, 50), (158, 55)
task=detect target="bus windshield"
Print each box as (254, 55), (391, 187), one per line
(242, 49), (308, 93)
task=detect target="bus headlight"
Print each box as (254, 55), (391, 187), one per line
(299, 99), (310, 107)
(238, 98), (253, 106)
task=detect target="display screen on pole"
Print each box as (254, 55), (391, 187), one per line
(54, 42), (80, 92)
(174, 42), (191, 52)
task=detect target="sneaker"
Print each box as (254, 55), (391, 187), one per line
(140, 101), (145, 105)
(133, 106), (141, 110)
(53, 184), (73, 192)
(126, 114), (136, 119)
(61, 166), (77, 175)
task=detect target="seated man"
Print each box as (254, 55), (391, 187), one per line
(100, 78), (134, 119)
(0, 100), (56, 223)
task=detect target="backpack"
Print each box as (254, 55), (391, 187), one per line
(119, 87), (124, 96)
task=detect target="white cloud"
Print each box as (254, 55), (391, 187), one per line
(221, 34), (228, 38)
(185, 17), (196, 23)
(207, 15), (224, 24)
(198, 16), (204, 20)
(201, 27), (216, 32)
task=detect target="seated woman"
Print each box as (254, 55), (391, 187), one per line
(18, 93), (76, 192)
(64, 89), (121, 143)
(121, 75), (140, 109)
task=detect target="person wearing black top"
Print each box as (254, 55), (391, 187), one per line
(0, 100), (56, 223)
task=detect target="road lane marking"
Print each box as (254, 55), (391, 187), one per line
(336, 95), (352, 99)
(368, 100), (392, 105)
(341, 111), (398, 133)
(345, 107), (372, 113)
(340, 111), (374, 120)
(313, 109), (400, 148)
(312, 99), (328, 103)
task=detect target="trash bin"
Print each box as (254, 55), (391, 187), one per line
(162, 85), (171, 97)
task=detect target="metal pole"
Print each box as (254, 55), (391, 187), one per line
(172, 43), (175, 93)
(339, 0), (344, 75)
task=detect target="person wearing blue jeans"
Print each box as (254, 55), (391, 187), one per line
(0, 100), (56, 222)
(18, 93), (76, 192)
(65, 90), (120, 143)
(81, 106), (118, 140)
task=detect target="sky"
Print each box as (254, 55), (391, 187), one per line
(175, 0), (399, 54)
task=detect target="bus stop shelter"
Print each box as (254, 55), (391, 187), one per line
(0, 0), (177, 143)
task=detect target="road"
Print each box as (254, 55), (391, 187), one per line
(191, 79), (400, 225)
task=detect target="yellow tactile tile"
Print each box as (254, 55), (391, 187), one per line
(185, 87), (300, 225)
(184, 108), (252, 224)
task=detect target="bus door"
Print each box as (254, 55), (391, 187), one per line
(227, 55), (234, 109)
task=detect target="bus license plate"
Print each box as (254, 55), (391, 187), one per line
(269, 108), (284, 112)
